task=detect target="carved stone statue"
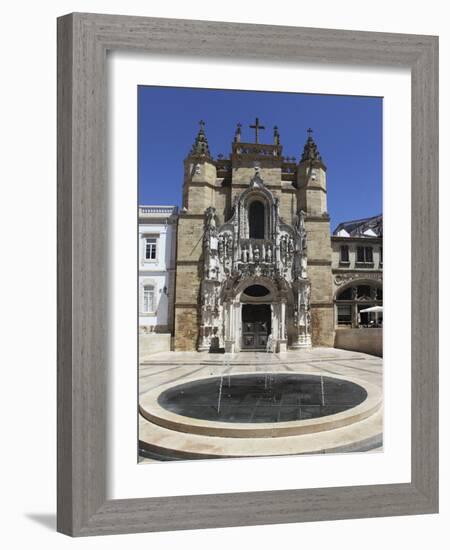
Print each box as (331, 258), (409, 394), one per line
(280, 236), (286, 260)
(225, 234), (233, 258)
(253, 246), (260, 262)
(288, 238), (294, 255)
(205, 206), (216, 229)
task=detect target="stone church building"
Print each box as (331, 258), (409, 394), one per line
(173, 119), (335, 352)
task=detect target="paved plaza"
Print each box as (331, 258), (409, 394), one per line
(139, 348), (383, 461)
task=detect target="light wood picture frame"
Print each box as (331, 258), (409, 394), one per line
(57, 12), (438, 536)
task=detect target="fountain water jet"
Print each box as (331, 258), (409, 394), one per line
(217, 375), (224, 414)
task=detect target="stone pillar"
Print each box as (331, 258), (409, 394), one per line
(198, 323), (209, 352)
(353, 303), (359, 328)
(278, 301), (288, 352)
(233, 302), (241, 352)
(290, 280), (312, 350)
(270, 303), (278, 351)
(224, 301), (236, 353)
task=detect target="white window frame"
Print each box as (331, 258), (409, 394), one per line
(142, 284), (156, 314)
(143, 235), (158, 263)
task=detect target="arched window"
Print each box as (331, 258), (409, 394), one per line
(335, 283), (382, 327)
(243, 284), (270, 297)
(142, 284), (155, 313)
(248, 200), (265, 239)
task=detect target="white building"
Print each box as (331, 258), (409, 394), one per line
(138, 205), (178, 338)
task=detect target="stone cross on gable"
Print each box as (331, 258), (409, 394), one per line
(250, 117), (265, 144)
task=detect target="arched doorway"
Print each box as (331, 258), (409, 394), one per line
(241, 284), (272, 350)
(248, 201), (265, 239)
(222, 278), (288, 353)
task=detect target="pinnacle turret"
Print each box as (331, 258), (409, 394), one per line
(189, 120), (212, 159)
(300, 128), (324, 165)
(274, 125), (280, 146)
(234, 122), (242, 143)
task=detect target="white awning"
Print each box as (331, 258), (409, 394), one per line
(359, 306), (383, 313)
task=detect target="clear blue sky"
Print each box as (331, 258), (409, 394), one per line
(138, 86), (382, 231)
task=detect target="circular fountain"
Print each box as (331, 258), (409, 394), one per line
(139, 371), (381, 440)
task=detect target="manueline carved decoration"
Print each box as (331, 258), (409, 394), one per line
(199, 175), (312, 351)
(334, 272), (382, 286)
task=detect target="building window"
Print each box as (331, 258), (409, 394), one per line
(145, 237), (157, 261)
(142, 285), (155, 313)
(340, 245), (349, 263)
(337, 304), (352, 326)
(248, 201), (265, 239)
(356, 246), (373, 264)
(380, 246), (383, 265)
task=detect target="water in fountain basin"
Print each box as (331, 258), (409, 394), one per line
(159, 374), (367, 424)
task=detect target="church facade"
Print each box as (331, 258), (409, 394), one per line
(173, 120), (335, 352)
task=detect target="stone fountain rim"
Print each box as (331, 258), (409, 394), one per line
(139, 370), (382, 439)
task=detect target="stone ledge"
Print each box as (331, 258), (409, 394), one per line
(139, 332), (172, 359)
(139, 406), (383, 459)
(335, 328), (382, 357)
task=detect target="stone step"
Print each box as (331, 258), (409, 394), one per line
(138, 406), (383, 460)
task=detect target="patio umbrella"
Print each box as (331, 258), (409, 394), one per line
(359, 305), (383, 326)
(359, 306), (383, 313)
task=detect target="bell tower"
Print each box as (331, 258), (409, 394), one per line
(182, 120), (217, 213)
(174, 121), (217, 351)
(296, 130), (334, 346)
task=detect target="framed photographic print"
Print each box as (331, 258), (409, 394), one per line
(57, 13), (438, 536)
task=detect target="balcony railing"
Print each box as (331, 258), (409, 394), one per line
(238, 238), (275, 264)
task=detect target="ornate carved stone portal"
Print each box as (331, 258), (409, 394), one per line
(199, 172), (312, 352)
